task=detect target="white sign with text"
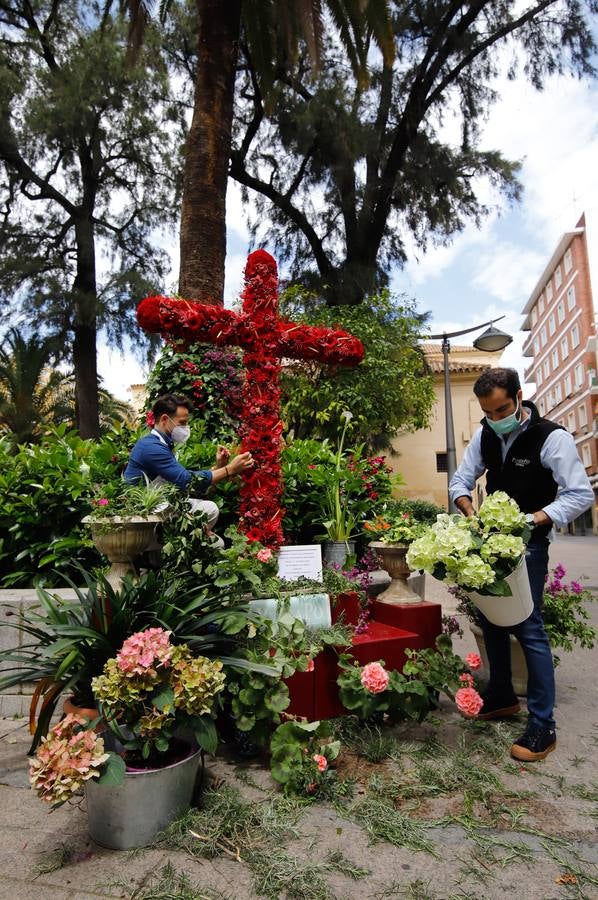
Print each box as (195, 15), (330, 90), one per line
(277, 544), (323, 583)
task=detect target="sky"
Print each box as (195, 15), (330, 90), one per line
(98, 66), (598, 401)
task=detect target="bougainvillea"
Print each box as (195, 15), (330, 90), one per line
(136, 250), (364, 549)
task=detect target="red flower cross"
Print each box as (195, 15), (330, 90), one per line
(136, 250), (364, 549)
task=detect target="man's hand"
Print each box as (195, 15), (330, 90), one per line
(530, 509), (552, 527)
(228, 451), (254, 475)
(214, 445), (230, 468)
(455, 496), (476, 517)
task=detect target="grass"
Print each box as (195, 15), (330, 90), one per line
(348, 790), (439, 856)
(128, 862), (230, 900)
(333, 718), (397, 762)
(31, 845), (74, 878)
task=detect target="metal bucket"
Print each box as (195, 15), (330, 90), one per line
(323, 540), (355, 568)
(85, 745), (202, 850)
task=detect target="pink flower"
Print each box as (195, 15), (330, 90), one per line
(459, 673), (474, 686)
(145, 410), (155, 427)
(98, 498), (109, 507)
(465, 653), (482, 671)
(257, 548), (273, 563)
(306, 658), (315, 672)
(313, 754), (328, 772)
(117, 627), (172, 675)
(360, 662), (389, 694)
(455, 687), (484, 718)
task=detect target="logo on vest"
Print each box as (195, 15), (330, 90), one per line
(511, 457), (531, 467)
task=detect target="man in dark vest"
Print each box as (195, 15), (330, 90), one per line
(450, 368), (593, 761)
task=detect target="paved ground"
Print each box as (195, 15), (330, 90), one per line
(1, 535), (597, 900)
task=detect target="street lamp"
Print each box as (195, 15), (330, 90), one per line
(429, 316), (512, 512)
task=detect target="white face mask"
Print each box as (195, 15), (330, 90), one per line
(168, 419), (191, 444)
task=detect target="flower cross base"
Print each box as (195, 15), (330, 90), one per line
(369, 542), (421, 604)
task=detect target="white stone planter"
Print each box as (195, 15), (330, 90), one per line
(83, 516), (161, 590)
(369, 541), (420, 604)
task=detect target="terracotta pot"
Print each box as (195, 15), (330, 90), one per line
(470, 623), (528, 697)
(83, 516), (161, 590)
(369, 542), (420, 604)
(63, 696), (105, 732)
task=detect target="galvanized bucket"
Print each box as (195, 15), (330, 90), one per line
(323, 540), (355, 568)
(85, 745), (202, 850)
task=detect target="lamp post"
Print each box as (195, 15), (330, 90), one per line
(429, 317), (512, 512)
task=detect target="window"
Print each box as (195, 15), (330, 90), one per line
(531, 308), (538, 326)
(533, 338), (540, 355)
(564, 247), (573, 273)
(554, 265), (562, 289)
(575, 363), (584, 388)
(548, 314), (556, 336)
(557, 302), (565, 324)
(564, 373), (572, 396)
(539, 398), (545, 415)
(536, 368), (543, 386)
(571, 324), (580, 349)
(579, 404), (588, 428)
(541, 326), (547, 347)
(539, 294), (545, 313)
(567, 285), (576, 310)
(546, 282), (553, 301)
(552, 348), (559, 369)
(561, 337), (569, 359)
(554, 383), (562, 404)
(436, 452), (448, 473)
(568, 411), (576, 433)
(546, 392), (554, 411)
(582, 443), (592, 468)
(544, 359), (550, 379)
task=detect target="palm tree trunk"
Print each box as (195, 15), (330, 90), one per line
(72, 218), (100, 439)
(178, 0), (242, 304)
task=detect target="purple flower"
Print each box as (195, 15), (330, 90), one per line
(570, 581), (583, 594)
(554, 563), (566, 580)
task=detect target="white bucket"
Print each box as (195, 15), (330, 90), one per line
(466, 554), (533, 627)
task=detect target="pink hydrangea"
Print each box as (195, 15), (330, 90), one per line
(313, 754), (328, 772)
(459, 673), (474, 687)
(117, 628), (172, 675)
(29, 714), (109, 805)
(360, 661), (389, 694)
(257, 548), (273, 563)
(455, 687), (484, 718)
(465, 652), (482, 670)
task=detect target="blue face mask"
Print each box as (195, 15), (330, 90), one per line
(486, 400), (522, 436)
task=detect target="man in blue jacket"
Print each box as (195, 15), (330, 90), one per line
(124, 393), (254, 538)
(449, 368), (593, 762)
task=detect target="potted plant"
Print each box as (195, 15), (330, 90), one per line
(364, 512), (426, 603)
(83, 480), (174, 589)
(312, 411), (359, 567)
(29, 627), (226, 849)
(406, 492), (533, 626)
(454, 563), (597, 695)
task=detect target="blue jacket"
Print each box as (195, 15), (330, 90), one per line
(124, 430), (212, 492)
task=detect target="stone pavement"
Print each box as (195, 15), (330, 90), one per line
(0, 535), (597, 899)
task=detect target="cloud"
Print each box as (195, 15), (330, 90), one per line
(470, 243), (547, 305)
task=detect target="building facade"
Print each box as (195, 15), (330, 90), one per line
(520, 214), (597, 534)
(389, 344), (501, 510)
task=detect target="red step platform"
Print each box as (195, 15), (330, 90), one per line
(285, 592), (442, 720)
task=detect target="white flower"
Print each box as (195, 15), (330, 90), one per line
(341, 410), (353, 421)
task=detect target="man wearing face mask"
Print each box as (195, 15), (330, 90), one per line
(449, 368), (593, 762)
(124, 393), (254, 537)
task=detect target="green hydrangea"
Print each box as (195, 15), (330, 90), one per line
(479, 491), (526, 534)
(480, 533), (525, 564)
(92, 658), (158, 710)
(170, 647), (226, 716)
(450, 554), (496, 590)
(430, 517), (474, 561)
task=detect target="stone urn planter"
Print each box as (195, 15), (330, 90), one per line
(369, 541), (420, 604)
(470, 623), (528, 697)
(83, 516), (162, 590)
(85, 740), (202, 850)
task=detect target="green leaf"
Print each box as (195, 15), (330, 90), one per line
(151, 683), (174, 712)
(192, 716), (218, 755)
(97, 753), (126, 786)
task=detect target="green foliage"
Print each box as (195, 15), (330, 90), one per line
(0, 425), (138, 586)
(281, 437), (395, 543)
(279, 289), (434, 450)
(270, 719), (341, 797)
(384, 497), (446, 525)
(145, 343), (243, 444)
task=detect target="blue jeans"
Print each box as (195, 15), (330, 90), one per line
(478, 540), (555, 731)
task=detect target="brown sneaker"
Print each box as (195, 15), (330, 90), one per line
(510, 726), (556, 761)
(477, 696), (521, 720)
